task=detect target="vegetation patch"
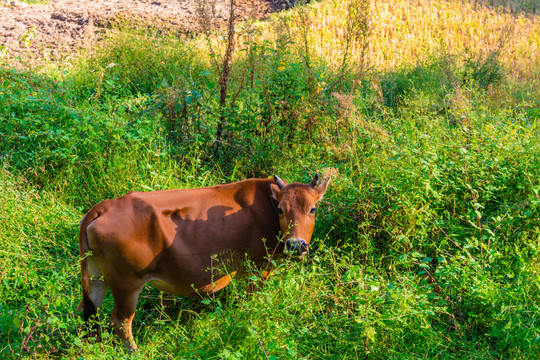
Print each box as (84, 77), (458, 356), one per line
(1, 0), (539, 358)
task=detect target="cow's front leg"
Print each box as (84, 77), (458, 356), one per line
(109, 281), (144, 352)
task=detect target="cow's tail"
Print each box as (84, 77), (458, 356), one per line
(76, 210), (105, 328)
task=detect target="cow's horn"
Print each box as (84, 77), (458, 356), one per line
(309, 174), (319, 188)
(274, 174), (286, 189)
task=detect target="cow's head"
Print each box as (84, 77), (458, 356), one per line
(271, 174), (330, 257)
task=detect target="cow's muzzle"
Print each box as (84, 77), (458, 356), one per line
(284, 238), (309, 256)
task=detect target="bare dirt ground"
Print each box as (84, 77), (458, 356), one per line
(0, 0), (294, 67)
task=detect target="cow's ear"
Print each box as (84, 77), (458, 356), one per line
(315, 178), (330, 202)
(271, 184), (282, 201)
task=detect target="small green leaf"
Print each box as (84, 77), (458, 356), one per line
(365, 327), (377, 342)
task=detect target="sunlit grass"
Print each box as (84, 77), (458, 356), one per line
(242, 0), (539, 84)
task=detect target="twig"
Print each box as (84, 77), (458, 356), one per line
(419, 264), (465, 337)
(525, 169), (540, 200)
(216, 0), (237, 142)
(249, 319), (270, 360)
(230, 65), (248, 106)
(437, 226), (479, 261)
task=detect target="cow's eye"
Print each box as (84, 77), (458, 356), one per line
(310, 207), (317, 214)
(277, 207), (284, 215)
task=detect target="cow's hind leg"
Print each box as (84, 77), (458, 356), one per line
(109, 280), (144, 352)
(78, 257), (108, 340)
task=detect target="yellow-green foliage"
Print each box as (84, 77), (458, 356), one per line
(247, 0), (539, 83)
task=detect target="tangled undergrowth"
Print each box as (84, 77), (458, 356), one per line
(1, 0), (539, 358)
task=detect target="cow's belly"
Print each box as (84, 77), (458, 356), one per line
(142, 228), (276, 296)
(148, 271), (237, 296)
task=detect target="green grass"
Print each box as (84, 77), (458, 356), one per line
(1, 0), (540, 358)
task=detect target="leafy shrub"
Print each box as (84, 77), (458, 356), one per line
(463, 50), (505, 90)
(69, 31), (205, 100)
(378, 55), (459, 110)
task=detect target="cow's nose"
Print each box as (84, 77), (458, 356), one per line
(285, 239), (309, 255)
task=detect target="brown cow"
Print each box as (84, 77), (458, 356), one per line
(77, 174), (330, 351)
